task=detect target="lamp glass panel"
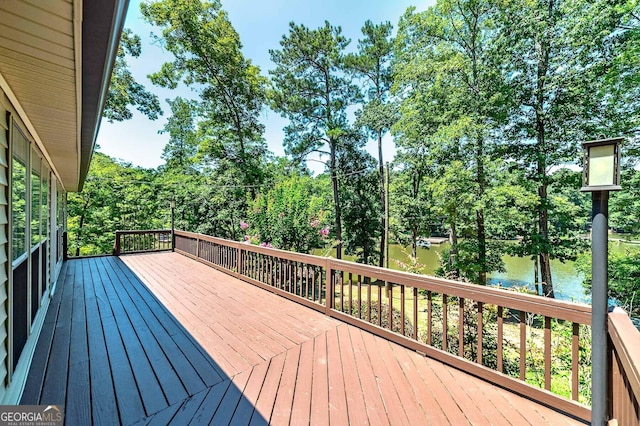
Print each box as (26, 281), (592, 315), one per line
(588, 144), (615, 186)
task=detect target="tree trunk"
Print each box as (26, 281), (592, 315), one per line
(449, 222), (459, 280)
(535, 0), (555, 298)
(74, 195), (91, 257)
(534, 255), (540, 295)
(378, 130), (385, 267)
(330, 140), (342, 259)
(476, 135), (487, 286)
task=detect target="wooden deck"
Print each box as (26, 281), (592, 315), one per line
(22, 253), (585, 425)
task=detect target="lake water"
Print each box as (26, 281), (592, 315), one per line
(324, 241), (639, 304)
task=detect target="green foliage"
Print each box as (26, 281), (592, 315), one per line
(247, 174), (331, 253)
(337, 138), (381, 264)
(160, 97), (200, 173)
(577, 247), (640, 316)
(269, 21), (362, 259)
(104, 29), (162, 122)
(67, 153), (165, 256)
(610, 169), (640, 233)
(142, 0), (268, 196)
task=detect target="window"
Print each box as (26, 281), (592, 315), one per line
(31, 150), (41, 247)
(11, 126), (28, 262)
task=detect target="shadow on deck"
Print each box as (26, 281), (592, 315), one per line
(21, 256), (267, 425)
(22, 253), (584, 425)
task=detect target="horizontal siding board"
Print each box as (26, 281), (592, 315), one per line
(0, 229), (7, 245)
(0, 11), (72, 48)
(0, 2), (72, 35)
(22, 0), (73, 19)
(0, 47), (75, 81)
(0, 36), (74, 70)
(0, 24), (73, 60)
(3, 76), (76, 108)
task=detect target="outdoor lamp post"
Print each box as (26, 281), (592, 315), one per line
(581, 137), (623, 425)
(169, 198), (176, 252)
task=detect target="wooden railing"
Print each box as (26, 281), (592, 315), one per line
(174, 230), (592, 421)
(608, 308), (640, 425)
(114, 229), (173, 256)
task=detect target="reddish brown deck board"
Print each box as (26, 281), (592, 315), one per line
(325, 327), (350, 425)
(24, 253), (586, 425)
(345, 326), (391, 425)
(269, 345), (300, 425)
(288, 338), (314, 425)
(310, 333), (330, 424)
(389, 342), (451, 424)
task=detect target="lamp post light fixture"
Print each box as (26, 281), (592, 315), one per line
(169, 198), (176, 251)
(581, 137), (623, 426)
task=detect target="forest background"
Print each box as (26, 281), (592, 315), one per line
(69, 0), (640, 312)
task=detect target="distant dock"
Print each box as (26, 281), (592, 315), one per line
(426, 237), (448, 244)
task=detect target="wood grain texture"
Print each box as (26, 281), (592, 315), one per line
(22, 254), (585, 425)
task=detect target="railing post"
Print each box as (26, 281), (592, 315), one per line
(236, 244), (243, 277)
(114, 231), (121, 256)
(325, 260), (333, 316)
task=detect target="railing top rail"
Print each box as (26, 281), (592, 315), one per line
(175, 230), (328, 267)
(116, 229), (171, 234)
(329, 258), (592, 324)
(609, 307), (640, 401)
(174, 230), (591, 324)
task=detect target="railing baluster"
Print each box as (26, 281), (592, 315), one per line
(459, 297), (465, 357)
(497, 306), (503, 373)
(348, 273), (353, 314)
(544, 316), (551, 390)
(377, 283), (382, 327)
(340, 272), (344, 312)
(357, 275), (362, 319)
(427, 291), (432, 346)
(304, 264), (309, 298)
(520, 311), (526, 381)
(442, 294), (448, 352)
(413, 287), (418, 340)
(367, 279), (371, 323)
(572, 322), (579, 401)
(388, 284), (393, 332)
(477, 302), (483, 365)
(400, 284), (405, 336)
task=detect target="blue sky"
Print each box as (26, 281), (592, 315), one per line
(95, 0), (433, 172)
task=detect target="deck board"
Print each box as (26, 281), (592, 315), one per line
(21, 253), (586, 425)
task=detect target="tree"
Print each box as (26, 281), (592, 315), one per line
(495, 0), (637, 296)
(345, 20), (395, 267)
(247, 174), (331, 253)
(390, 150), (432, 259)
(67, 153), (163, 255)
(337, 131), (381, 264)
(610, 169), (640, 235)
(160, 97), (200, 173)
(269, 21), (361, 259)
(393, 1), (507, 285)
(103, 29), (162, 122)
(577, 248), (640, 316)
(142, 0), (267, 198)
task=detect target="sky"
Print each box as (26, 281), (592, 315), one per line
(95, 0), (434, 173)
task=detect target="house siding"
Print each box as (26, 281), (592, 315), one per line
(0, 92), (10, 399)
(0, 87), (63, 402)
